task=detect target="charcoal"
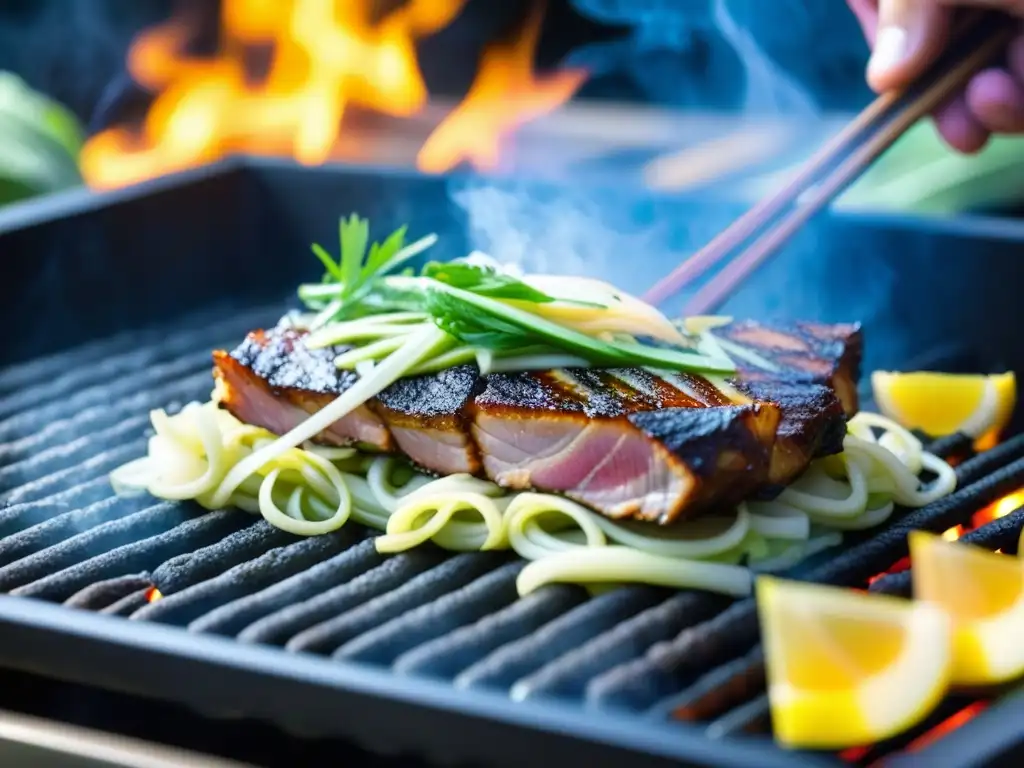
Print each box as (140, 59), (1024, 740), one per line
(12, 509), (247, 602)
(0, 502), (193, 593)
(0, 476), (115, 537)
(648, 647), (765, 724)
(192, 538), (393, 637)
(151, 520), (298, 594)
(454, 586), (665, 691)
(704, 695), (772, 739)
(0, 494), (152, 567)
(102, 587), (157, 617)
(511, 591), (730, 703)
(333, 559), (524, 666)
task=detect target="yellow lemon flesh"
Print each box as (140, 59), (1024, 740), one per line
(756, 576), (951, 749)
(871, 371), (1016, 440)
(910, 531), (1024, 686)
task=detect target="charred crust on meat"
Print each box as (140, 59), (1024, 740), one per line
(732, 380), (846, 454)
(213, 319), (865, 524)
(475, 372), (591, 414)
(375, 365), (482, 418)
(627, 405), (773, 479)
(717, 320), (862, 415)
(475, 368), (703, 418)
(231, 328), (355, 396)
(719, 320), (861, 367)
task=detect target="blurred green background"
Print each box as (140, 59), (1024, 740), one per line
(0, 72), (83, 206)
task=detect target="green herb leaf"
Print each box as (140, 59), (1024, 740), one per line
(363, 225), (407, 277)
(300, 216), (436, 325)
(311, 242), (342, 282)
(423, 281), (734, 374)
(422, 261), (557, 303)
(339, 214), (369, 292)
(427, 290), (534, 350)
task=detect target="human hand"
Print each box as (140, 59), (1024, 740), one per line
(847, 0), (1024, 152)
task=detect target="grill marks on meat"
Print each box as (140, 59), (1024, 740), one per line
(472, 369), (779, 522)
(717, 320), (861, 416)
(212, 321), (861, 524)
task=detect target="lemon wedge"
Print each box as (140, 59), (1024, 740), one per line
(871, 371), (1016, 440)
(910, 531), (1024, 685)
(757, 576), (951, 749)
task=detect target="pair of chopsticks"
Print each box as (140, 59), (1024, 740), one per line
(643, 12), (1018, 315)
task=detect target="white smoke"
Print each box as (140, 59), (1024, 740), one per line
(448, 1), (896, 330)
(712, 0), (817, 117)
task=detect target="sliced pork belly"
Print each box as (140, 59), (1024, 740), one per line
(470, 369), (781, 524)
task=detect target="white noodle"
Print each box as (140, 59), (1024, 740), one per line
(109, 390), (958, 599)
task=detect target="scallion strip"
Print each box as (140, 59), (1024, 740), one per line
(487, 353), (592, 372)
(407, 345), (478, 375)
(393, 278), (734, 375)
(333, 336), (410, 369)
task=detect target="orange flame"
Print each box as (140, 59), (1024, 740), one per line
(416, 1), (587, 173)
(940, 488), (1024, 541)
(145, 586), (163, 603)
(81, 0), (584, 189)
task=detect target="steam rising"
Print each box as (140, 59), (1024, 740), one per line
(712, 0), (816, 116)
(450, 1), (896, 334)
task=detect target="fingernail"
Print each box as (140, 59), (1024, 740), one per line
(869, 26), (909, 77)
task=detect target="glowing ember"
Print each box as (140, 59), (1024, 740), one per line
(980, 489), (1024, 523)
(867, 555), (910, 587)
(416, 1), (587, 173)
(938, 488), (1024, 541)
(904, 702), (988, 752)
(81, 0), (584, 189)
(943, 525), (965, 542)
(145, 586), (163, 603)
(838, 745), (870, 763)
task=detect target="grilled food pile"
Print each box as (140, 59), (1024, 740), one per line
(213, 319), (861, 525)
(110, 214), (957, 597)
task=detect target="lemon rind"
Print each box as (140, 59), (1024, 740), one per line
(958, 585), (1024, 683)
(759, 578), (951, 748)
(871, 371), (1012, 439)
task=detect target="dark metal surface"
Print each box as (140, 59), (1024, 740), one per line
(1, 160), (1024, 767)
(0, 707), (249, 768)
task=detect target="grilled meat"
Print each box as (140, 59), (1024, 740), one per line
(471, 368), (781, 521)
(212, 321), (861, 524)
(213, 329), (392, 450)
(717, 320), (862, 416)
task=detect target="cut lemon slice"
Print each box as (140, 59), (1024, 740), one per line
(756, 576), (951, 749)
(871, 371), (1016, 440)
(910, 531), (1024, 685)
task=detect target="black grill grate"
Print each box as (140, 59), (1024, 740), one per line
(2, 303), (1024, 766)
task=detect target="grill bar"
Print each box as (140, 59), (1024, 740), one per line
(0, 295), (1021, 766)
(583, 444), (1024, 713)
(870, 505), (1024, 597)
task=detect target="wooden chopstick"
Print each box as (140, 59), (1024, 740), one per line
(642, 12), (1015, 313)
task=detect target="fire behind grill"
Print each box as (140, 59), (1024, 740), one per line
(3, 161), (1024, 768)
